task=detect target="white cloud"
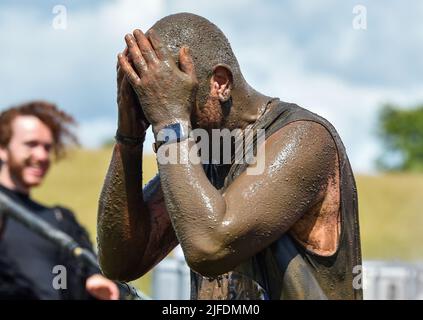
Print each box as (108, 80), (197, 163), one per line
(233, 27), (423, 172)
(163, 0), (423, 173)
(0, 0), (164, 118)
(1, 0), (422, 173)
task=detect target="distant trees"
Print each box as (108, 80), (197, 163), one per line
(377, 103), (423, 171)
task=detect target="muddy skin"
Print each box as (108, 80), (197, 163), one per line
(157, 120), (338, 275)
(97, 13), (361, 299)
(290, 149), (341, 256)
(98, 144), (180, 281)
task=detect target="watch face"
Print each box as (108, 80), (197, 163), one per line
(166, 123), (184, 143)
(156, 122), (188, 144)
(154, 122), (190, 153)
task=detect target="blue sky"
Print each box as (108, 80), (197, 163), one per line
(0, 0), (422, 173)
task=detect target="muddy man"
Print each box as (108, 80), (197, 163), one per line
(97, 13), (362, 300)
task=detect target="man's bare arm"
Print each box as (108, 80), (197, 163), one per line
(97, 144), (178, 281)
(158, 121), (337, 277)
(97, 52), (178, 282)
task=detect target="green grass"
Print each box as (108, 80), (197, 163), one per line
(32, 147), (423, 293)
(357, 173), (423, 260)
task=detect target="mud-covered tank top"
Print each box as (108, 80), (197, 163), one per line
(190, 99), (363, 300)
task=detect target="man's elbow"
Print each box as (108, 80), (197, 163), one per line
(100, 266), (142, 283)
(184, 242), (233, 278)
(98, 252), (146, 282)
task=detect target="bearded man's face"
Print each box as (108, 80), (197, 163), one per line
(0, 116), (53, 191)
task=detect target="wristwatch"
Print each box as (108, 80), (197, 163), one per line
(115, 131), (145, 146)
(153, 122), (191, 153)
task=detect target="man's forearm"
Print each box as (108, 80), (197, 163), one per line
(97, 142), (150, 280)
(157, 138), (227, 265)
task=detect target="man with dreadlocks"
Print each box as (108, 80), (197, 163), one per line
(0, 101), (119, 300)
(98, 13), (363, 300)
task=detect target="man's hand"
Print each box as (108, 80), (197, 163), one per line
(85, 274), (120, 300)
(118, 29), (198, 135)
(117, 48), (149, 138)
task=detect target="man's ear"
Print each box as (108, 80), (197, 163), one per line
(211, 65), (233, 102)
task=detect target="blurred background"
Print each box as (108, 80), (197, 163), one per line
(1, 0), (422, 299)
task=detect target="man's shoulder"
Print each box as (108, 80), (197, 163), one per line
(278, 101), (335, 127)
(52, 204), (74, 213)
(270, 101), (341, 147)
(267, 119), (336, 154)
(50, 205), (85, 231)
(52, 205), (94, 247)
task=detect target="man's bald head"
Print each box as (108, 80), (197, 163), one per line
(150, 13), (242, 86)
(149, 13), (246, 128)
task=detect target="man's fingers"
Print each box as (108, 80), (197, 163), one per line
(118, 53), (140, 86)
(147, 29), (172, 62)
(133, 29), (159, 66)
(116, 47), (129, 72)
(125, 34), (147, 74)
(179, 46), (197, 81)
(117, 64), (124, 85)
(122, 74), (139, 101)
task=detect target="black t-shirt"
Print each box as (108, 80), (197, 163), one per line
(0, 184), (100, 300)
(0, 244), (39, 300)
